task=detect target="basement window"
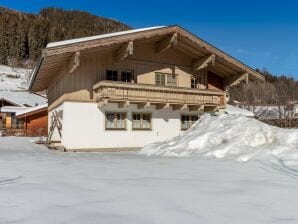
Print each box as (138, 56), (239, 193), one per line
(132, 113), (152, 130)
(106, 70), (118, 81)
(105, 112), (126, 130)
(181, 115), (199, 130)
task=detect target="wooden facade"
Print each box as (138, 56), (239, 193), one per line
(16, 107), (48, 136)
(28, 26), (265, 150)
(30, 26), (264, 113)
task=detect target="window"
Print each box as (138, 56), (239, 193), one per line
(181, 115), (199, 130)
(155, 73), (176, 86)
(106, 70), (118, 81)
(132, 113), (152, 130)
(105, 112), (126, 130)
(121, 71), (133, 82)
(155, 73), (166, 86)
(191, 77), (197, 89)
(167, 74), (177, 87)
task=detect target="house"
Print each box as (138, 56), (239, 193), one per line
(16, 104), (48, 136)
(0, 91), (47, 130)
(0, 106), (27, 129)
(29, 25), (264, 151)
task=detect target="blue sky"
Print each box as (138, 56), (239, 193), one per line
(1, 0), (298, 79)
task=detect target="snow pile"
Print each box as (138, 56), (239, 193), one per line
(0, 65), (31, 90)
(140, 114), (298, 162)
(226, 104), (254, 117)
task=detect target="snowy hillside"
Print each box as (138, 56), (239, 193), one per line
(140, 114), (298, 163)
(0, 65), (31, 90)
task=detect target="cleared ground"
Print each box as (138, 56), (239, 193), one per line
(1, 137), (298, 224)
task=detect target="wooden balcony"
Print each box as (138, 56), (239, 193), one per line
(93, 81), (224, 110)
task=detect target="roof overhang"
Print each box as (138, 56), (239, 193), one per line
(16, 104), (48, 118)
(0, 97), (23, 107)
(29, 25), (264, 92)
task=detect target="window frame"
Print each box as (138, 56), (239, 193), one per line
(181, 114), (199, 130)
(155, 72), (177, 87)
(167, 74), (177, 87)
(120, 70), (134, 83)
(105, 112), (127, 130)
(155, 73), (166, 86)
(132, 113), (152, 130)
(191, 77), (197, 89)
(106, 69), (118, 81)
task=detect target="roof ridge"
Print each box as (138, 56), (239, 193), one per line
(46, 26), (167, 48)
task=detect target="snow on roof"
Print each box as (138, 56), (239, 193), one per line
(0, 91), (47, 107)
(0, 106), (28, 113)
(16, 103), (48, 117)
(46, 26), (166, 48)
(225, 104), (254, 117)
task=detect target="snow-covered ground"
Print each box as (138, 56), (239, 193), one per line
(1, 136), (298, 224)
(0, 65), (31, 90)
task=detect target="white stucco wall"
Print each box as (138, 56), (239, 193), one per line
(59, 101), (200, 150)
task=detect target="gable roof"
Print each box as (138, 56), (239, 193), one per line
(0, 91), (47, 107)
(47, 26), (165, 48)
(16, 103), (48, 118)
(0, 106), (28, 113)
(29, 25), (264, 92)
(0, 97), (23, 107)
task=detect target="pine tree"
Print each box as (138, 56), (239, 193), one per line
(0, 6), (131, 66)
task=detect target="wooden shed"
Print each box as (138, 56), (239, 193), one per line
(16, 104), (48, 136)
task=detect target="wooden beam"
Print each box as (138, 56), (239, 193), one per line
(118, 101), (130, 108)
(97, 98), (108, 108)
(115, 41), (133, 62)
(137, 102), (150, 109)
(176, 41), (205, 57)
(204, 105), (219, 112)
(156, 33), (178, 53)
(172, 104), (188, 111)
(189, 105), (204, 111)
(68, 51), (80, 73)
(224, 72), (248, 88)
(155, 103), (170, 110)
(192, 54), (215, 71)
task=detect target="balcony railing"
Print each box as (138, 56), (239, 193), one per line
(93, 81), (224, 107)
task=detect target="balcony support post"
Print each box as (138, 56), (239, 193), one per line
(97, 98), (108, 108)
(155, 103), (170, 110)
(204, 105), (219, 112)
(172, 103), (188, 111)
(118, 101), (130, 108)
(189, 105), (204, 111)
(137, 102), (150, 109)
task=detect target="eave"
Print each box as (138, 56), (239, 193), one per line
(29, 25), (264, 92)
